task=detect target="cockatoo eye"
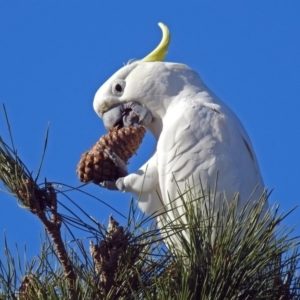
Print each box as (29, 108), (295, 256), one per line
(112, 80), (126, 96)
(115, 84), (122, 92)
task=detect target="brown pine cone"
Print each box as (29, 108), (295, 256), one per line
(77, 125), (146, 184)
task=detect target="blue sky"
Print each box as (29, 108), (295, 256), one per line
(0, 2), (300, 262)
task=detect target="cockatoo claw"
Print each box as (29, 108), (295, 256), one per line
(104, 148), (128, 176)
(98, 149), (127, 191)
(99, 180), (119, 190)
(99, 178), (125, 192)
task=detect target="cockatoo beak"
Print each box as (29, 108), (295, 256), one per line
(103, 101), (153, 131)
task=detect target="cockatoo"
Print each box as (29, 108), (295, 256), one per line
(93, 23), (267, 245)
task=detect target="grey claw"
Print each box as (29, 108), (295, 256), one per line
(99, 178), (125, 192)
(99, 181), (119, 190)
(104, 148), (128, 176)
(99, 149), (127, 191)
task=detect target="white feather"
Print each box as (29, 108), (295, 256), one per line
(93, 61), (268, 249)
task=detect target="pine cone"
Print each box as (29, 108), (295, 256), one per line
(77, 125), (146, 184)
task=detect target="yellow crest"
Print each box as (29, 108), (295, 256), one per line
(141, 23), (170, 62)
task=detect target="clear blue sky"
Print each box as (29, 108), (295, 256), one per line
(1, 2), (300, 261)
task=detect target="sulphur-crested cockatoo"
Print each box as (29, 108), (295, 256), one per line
(93, 23), (267, 245)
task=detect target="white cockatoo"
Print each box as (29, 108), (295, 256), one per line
(93, 23), (267, 246)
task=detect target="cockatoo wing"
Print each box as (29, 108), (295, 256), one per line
(157, 96), (264, 214)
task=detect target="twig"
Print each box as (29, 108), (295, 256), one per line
(16, 179), (78, 299)
(0, 124), (77, 299)
(34, 183), (77, 300)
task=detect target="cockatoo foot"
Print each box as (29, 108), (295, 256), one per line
(98, 177), (125, 191)
(99, 180), (119, 190)
(104, 148), (128, 176)
(99, 149), (127, 191)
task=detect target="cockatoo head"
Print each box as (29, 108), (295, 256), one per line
(93, 23), (201, 137)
